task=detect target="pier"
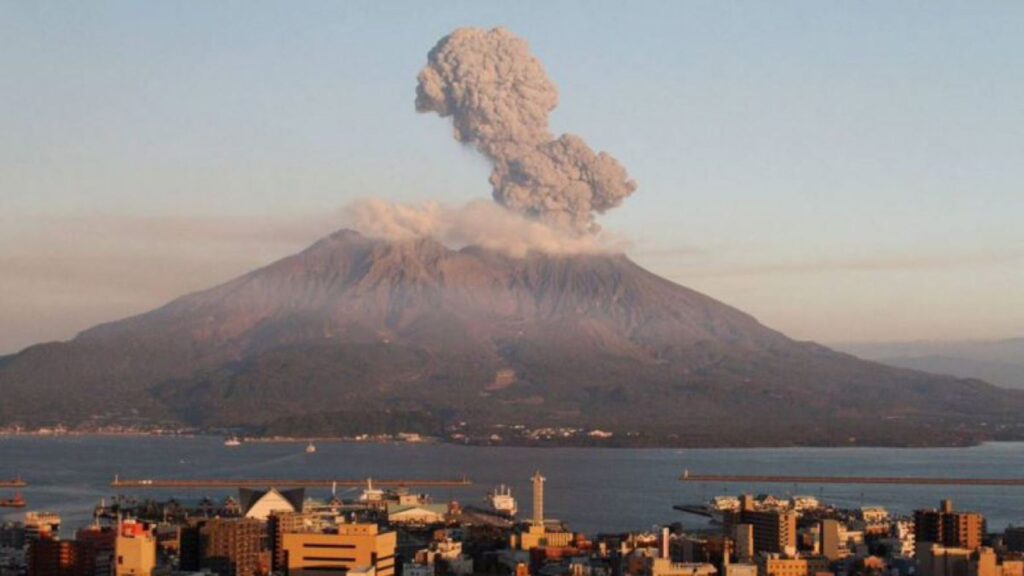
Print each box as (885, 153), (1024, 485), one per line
(679, 474), (1024, 486)
(110, 477), (472, 489)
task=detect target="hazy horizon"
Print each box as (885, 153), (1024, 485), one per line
(3, 1), (1023, 354)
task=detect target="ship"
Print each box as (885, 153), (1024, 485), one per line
(305, 442), (316, 454)
(224, 437), (242, 447)
(0, 492), (26, 509)
(486, 484), (517, 516)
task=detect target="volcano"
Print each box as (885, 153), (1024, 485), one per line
(1, 230), (1021, 446)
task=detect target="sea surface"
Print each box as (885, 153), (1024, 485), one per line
(1, 437), (1022, 536)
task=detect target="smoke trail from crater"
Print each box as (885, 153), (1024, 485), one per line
(344, 198), (618, 258)
(416, 27), (637, 235)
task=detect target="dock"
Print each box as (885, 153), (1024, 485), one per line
(679, 474), (1024, 486)
(110, 477), (472, 489)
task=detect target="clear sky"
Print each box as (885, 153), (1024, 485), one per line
(2, 1), (1023, 354)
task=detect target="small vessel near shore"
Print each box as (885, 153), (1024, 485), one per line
(0, 492), (26, 508)
(224, 437), (242, 447)
(305, 442), (316, 454)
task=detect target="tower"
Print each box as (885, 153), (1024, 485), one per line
(531, 471), (545, 527)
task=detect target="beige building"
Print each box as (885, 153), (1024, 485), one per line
(723, 564), (757, 576)
(281, 524), (396, 576)
(967, 548), (1024, 576)
(115, 521), (157, 576)
(649, 558), (717, 576)
(917, 544), (972, 576)
(756, 555), (829, 576)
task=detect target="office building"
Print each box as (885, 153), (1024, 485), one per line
(280, 524), (396, 576)
(915, 501), (985, 551)
(741, 510), (796, 556)
(180, 518), (263, 576)
(820, 520), (841, 561)
(114, 521), (156, 576)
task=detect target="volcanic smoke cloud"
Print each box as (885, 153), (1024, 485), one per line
(344, 198), (611, 258)
(416, 27), (637, 235)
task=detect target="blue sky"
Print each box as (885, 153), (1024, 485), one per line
(2, 1), (1023, 353)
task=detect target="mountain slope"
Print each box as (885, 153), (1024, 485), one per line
(1, 230), (1021, 446)
(836, 340), (1024, 390)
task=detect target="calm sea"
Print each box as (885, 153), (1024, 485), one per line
(1, 437), (1022, 535)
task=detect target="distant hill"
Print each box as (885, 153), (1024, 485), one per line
(836, 339), (1024, 390)
(1, 230), (1022, 446)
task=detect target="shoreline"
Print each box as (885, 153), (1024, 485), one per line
(1, 431), (1020, 451)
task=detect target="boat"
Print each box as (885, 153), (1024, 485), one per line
(0, 492), (26, 508)
(224, 437), (242, 447)
(486, 484), (517, 516)
(305, 442), (316, 454)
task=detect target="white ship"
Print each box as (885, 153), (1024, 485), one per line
(486, 484), (517, 516)
(305, 442), (317, 454)
(359, 478), (385, 503)
(224, 437), (242, 447)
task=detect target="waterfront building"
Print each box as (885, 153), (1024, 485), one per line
(239, 488), (304, 521)
(733, 525), (754, 563)
(385, 503), (448, 525)
(819, 520), (842, 561)
(755, 554), (829, 576)
(268, 511), (317, 573)
(179, 518), (263, 576)
(409, 538), (473, 576)
(25, 514), (62, 543)
(722, 564), (757, 576)
(739, 509), (796, 556)
(113, 521), (156, 576)
(75, 525), (116, 576)
(27, 536), (116, 576)
(279, 523), (396, 576)
(511, 472), (574, 551)
(914, 501), (985, 551)
(1005, 527), (1024, 553)
(917, 544), (972, 576)
(1, 522), (26, 553)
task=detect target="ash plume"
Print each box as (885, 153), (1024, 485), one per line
(344, 198), (617, 258)
(416, 27), (637, 235)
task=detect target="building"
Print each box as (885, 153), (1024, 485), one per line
(511, 472), (574, 551)
(968, 548), (1024, 576)
(734, 525), (754, 563)
(238, 488), (305, 521)
(268, 512), (317, 573)
(25, 514), (61, 543)
(384, 503), (448, 526)
(914, 501), (985, 551)
(917, 544), (972, 576)
(280, 524), (396, 576)
(114, 521), (156, 576)
(1005, 527), (1024, 553)
(408, 538), (473, 576)
(75, 525), (116, 576)
(28, 537), (109, 576)
(740, 510), (796, 556)
(722, 565), (757, 576)
(1, 522), (26, 550)
(755, 555), (829, 576)
(180, 518), (263, 576)
(649, 559), (717, 576)
(819, 520), (842, 561)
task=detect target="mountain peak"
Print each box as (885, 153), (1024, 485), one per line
(1, 228), (1021, 446)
